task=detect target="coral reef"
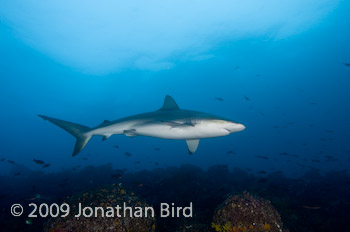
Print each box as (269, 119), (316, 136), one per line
(212, 192), (287, 232)
(44, 184), (156, 232)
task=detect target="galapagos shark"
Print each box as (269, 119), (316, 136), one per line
(39, 95), (245, 156)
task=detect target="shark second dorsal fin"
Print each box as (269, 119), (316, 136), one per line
(186, 139), (200, 154)
(159, 95), (180, 111)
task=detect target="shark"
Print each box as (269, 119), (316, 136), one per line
(39, 95), (245, 156)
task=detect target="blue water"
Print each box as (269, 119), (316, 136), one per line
(0, 1), (349, 177)
(1, 2), (350, 231)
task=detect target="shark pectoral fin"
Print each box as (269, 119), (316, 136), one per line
(124, 129), (137, 137)
(161, 121), (181, 128)
(185, 139), (200, 154)
(161, 120), (195, 129)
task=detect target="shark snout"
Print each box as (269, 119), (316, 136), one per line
(236, 123), (246, 131)
(226, 123), (245, 133)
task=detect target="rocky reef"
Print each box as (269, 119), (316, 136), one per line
(44, 184), (156, 232)
(212, 192), (287, 232)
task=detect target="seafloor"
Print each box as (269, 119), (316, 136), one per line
(0, 164), (349, 232)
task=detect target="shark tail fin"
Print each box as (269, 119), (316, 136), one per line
(38, 115), (92, 156)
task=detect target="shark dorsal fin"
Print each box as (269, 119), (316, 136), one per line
(159, 95), (180, 111)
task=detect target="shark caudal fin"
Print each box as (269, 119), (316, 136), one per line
(38, 115), (92, 156)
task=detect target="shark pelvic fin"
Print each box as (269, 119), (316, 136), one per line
(124, 129), (137, 137)
(102, 134), (111, 141)
(159, 95), (180, 111)
(186, 139), (200, 154)
(38, 115), (92, 156)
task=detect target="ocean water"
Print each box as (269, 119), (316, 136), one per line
(0, 1), (349, 231)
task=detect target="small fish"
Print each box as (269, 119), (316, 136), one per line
(27, 194), (41, 201)
(111, 174), (123, 179)
(72, 165), (81, 171)
(114, 145), (119, 149)
(135, 161), (141, 164)
(80, 157), (88, 161)
(244, 95), (250, 101)
(13, 172), (21, 176)
(344, 62), (350, 67)
(7, 160), (15, 164)
(325, 129), (334, 133)
(124, 152), (132, 157)
(283, 121), (295, 128)
(155, 162), (159, 165)
(154, 148), (160, 151)
(25, 219), (32, 225)
(257, 170), (267, 174)
(325, 157), (337, 162)
(215, 97), (224, 102)
(43, 164), (51, 168)
(234, 65), (240, 70)
(226, 150), (236, 154)
(301, 206), (321, 210)
(256, 155), (269, 160)
(33, 159), (45, 165)
(0, 158), (5, 162)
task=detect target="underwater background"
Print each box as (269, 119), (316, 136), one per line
(0, 0), (350, 231)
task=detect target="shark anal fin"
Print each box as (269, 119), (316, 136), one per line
(124, 129), (137, 137)
(185, 139), (200, 154)
(159, 95), (180, 111)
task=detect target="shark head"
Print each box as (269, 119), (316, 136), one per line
(185, 114), (245, 139)
(199, 119), (246, 134)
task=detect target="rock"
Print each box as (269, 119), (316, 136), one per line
(44, 184), (156, 232)
(212, 192), (287, 232)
